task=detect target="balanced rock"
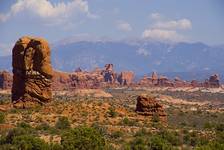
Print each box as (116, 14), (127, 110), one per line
(136, 95), (167, 122)
(12, 36), (53, 108)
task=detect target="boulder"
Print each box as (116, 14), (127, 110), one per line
(12, 36), (53, 108)
(136, 95), (167, 122)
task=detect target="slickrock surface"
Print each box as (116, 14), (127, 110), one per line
(12, 36), (53, 108)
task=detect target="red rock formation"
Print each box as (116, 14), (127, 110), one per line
(102, 64), (117, 83)
(70, 71), (104, 89)
(0, 71), (12, 89)
(191, 80), (203, 87)
(52, 71), (71, 90)
(117, 71), (134, 86)
(207, 74), (220, 88)
(173, 77), (190, 87)
(136, 95), (167, 122)
(12, 36), (53, 108)
(138, 72), (159, 86)
(151, 72), (158, 84)
(157, 76), (174, 87)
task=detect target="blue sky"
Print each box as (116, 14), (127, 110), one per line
(0, 0), (224, 56)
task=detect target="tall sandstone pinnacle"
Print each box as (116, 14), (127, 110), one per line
(12, 36), (53, 108)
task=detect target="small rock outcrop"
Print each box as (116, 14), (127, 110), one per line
(102, 64), (116, 83)
(207, 74), (220, 88)
(0, 71), (12, 89)
(136, 95), (167, 122)
(12, 36), (53, 108)
(117, 71), (134, 86)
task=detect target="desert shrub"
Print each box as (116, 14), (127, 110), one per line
(35, 122), (50, 131)
(195, 141), (224, 150)
(152, 114), (160, 123)
(134, 128), (149, 137)
(91, 123), (107, 137)
(17, 122), (32, 129)
(215, 123), (224, 132)
(107, 107), (117, 118)
(12, 135), (50, 150)
(128, 136), (148, 150)
(55, 116), (70, 130)
(121, 117), (137, 126)
(203, 122), (214, 130)
(50, 143), (64, 150)
(0, 112), (5, 123)
(5, 128), (29, 144)
(111, 131), (123, 139)
(126, 135), (174, 150)
(148, 135), (173, 150)
(61, 126), (106, 150)
(0, 127), (62, 150)
(160, 130), (181, 146)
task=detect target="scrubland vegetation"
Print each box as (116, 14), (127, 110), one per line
(0, 88), (224, 150)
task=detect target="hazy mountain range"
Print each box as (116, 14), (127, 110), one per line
(1, 39), (224, 80)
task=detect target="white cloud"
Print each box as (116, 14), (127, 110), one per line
(142, 29), (184, 42)
(150, 13), (162, 20)
(154, 19), (192, 30)
(136, 48), (150, 56)
(116, 20), (132, 32)
(0, 0), (98, 23)
(142, 13), (192, 42)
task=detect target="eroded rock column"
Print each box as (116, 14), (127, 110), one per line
(12, 36), (53, 108)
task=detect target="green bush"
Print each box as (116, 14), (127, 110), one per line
(111, 131), (123, 139)
(126, 135), (174, 150)
(12, 135), (50, 150)
(61, 126), (106, 150)
(55, 116), (70, 130)
(152, 114), (160, 123)
(107, 107), (117, 118)
(121, 117), (136, 126)
(215, 123), (224, 132)
(0, 112), (5, 124)
(5, 128), (29, 143)
(17, 122), (32, 129)
(148, 135), (173, 150)
(36, 122), (50, 131)
(195, 141), (224, 150)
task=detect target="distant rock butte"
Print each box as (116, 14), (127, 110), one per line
(135, 95), (167, 122)
(0, 71), (12, 90)
(138, 72), (220, 88)
(12, 36), (53, 108)
(117, 71), (134, 86)
(0, 70), (221, 90)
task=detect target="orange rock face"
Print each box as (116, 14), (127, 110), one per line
(12, 36), (53, 107)
(0, 71), (12, 89)
(135, 95), (167, 122)
(117, 71), (134, 86)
